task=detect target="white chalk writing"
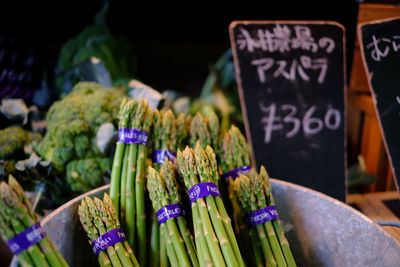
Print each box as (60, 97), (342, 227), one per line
(251, 56), (328, 84)
(237, 25), (335, 54)
(260, 103), (341, 143)
(366, 35), (400, 61)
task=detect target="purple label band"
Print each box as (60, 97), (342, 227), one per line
(156, 203), (185, 225)
(153, 150), (177, 164)
(91, 228), (126, 256)
(189, 182), (221, 203)
(222, 165), (251, 183)
(117, 127), (148, 145)
(7, 222), (47, 255)
(245, 206), (279, 227)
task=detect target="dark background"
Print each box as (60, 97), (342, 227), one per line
(0, 0), (360, 98)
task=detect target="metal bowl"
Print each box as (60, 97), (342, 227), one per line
(11, 179), (400, 266)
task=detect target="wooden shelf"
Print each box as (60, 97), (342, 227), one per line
(347, 191), (400, 241)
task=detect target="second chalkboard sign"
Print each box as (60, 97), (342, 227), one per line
(229, 21), (346, 201)
(359, 16), (400, 195)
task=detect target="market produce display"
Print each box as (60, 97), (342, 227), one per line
(233, 167), (296, 267)
(147, 159), (198, 267)
(149, 109), (188, 267)
(101, 95), (296, 266)
(109, 98), (154, 266)
(0, 42), (296, 266)
(35, 81), (125, 194)
(78, 194), (139, 267)
(176, 142), (245, 267)
(0, 175), (69, 267)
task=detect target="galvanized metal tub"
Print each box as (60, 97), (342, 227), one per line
(12, 179), (400, 266)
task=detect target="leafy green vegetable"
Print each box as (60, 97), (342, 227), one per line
(66, 157), (110, 193)
(55, 3), (137, 96)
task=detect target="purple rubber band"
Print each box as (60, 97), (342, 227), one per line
(189, 182), (221, 203)
(7, 222), (46, 255)
(156, 203), (185, 225)
(153, 150), (177, 164)
(91, 228), (126, 256)
(117, 127), (148, 145)
(222, 165), (251, 183)
(245, 206), (279, 227)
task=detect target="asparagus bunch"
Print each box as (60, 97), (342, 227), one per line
(150, 109), (188, 267)
(189, 111), (220, 152)
(233, 167), (296, 267)
(109, 98), (153, 266)
(0, 175), (69, 267)
(218, 125), (251, 176)
(176, 142), (245, 267)
(78, 194), (140, 267)
(147, 158), (198, 267)
(217, 125), (253, 265)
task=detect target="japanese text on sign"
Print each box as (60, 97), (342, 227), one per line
(365, 35), (400, 61)
(236, 25), (335, 84)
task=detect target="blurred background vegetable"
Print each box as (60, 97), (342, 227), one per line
(35, 82), (125, 194)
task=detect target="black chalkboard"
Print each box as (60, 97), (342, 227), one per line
(359, 16), (400, 194)
(229, 21), (346, 201)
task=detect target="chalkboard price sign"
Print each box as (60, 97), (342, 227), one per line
(358, 16), (400, 194)
(229, 21), (346, 201)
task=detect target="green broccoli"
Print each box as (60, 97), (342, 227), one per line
(65, 157), (110, 193)
(0, 126), (42, 160)
(35, 81), (125, 193)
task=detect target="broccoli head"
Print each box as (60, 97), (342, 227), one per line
(65, 157), (110, 194)
(35, 82), (125, 192)
(0, 126), (42, 160)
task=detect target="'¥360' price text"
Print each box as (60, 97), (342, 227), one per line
(260, 103), (342, 143)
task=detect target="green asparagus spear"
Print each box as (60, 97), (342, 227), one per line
(234, 175), (277, 267)
(1, 182), (63, 267)
(147, 167), (178, 267)
(78, 200), (112, 267)
(125, 99), (145, 247)
(83, 197), (122, 267)
(135, 103), (153, 266)
(94, 197), (133, 267)
(194, 143), (237, 267)
(161, 158), (199, 267)
(8, 175), (69, 267)
(177, 147), (226, 267)
(260, 166), (296, 267)
(250, 170), (286, 267)
(204, 145), (246, 267)
(0, 213), (34, 267)
(189, 113), (211, 149)
(148, 167), (192, 267)
(103, 193), (139, 267)
(150, 109), (166, 267)
(110, 98), (133, 216)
